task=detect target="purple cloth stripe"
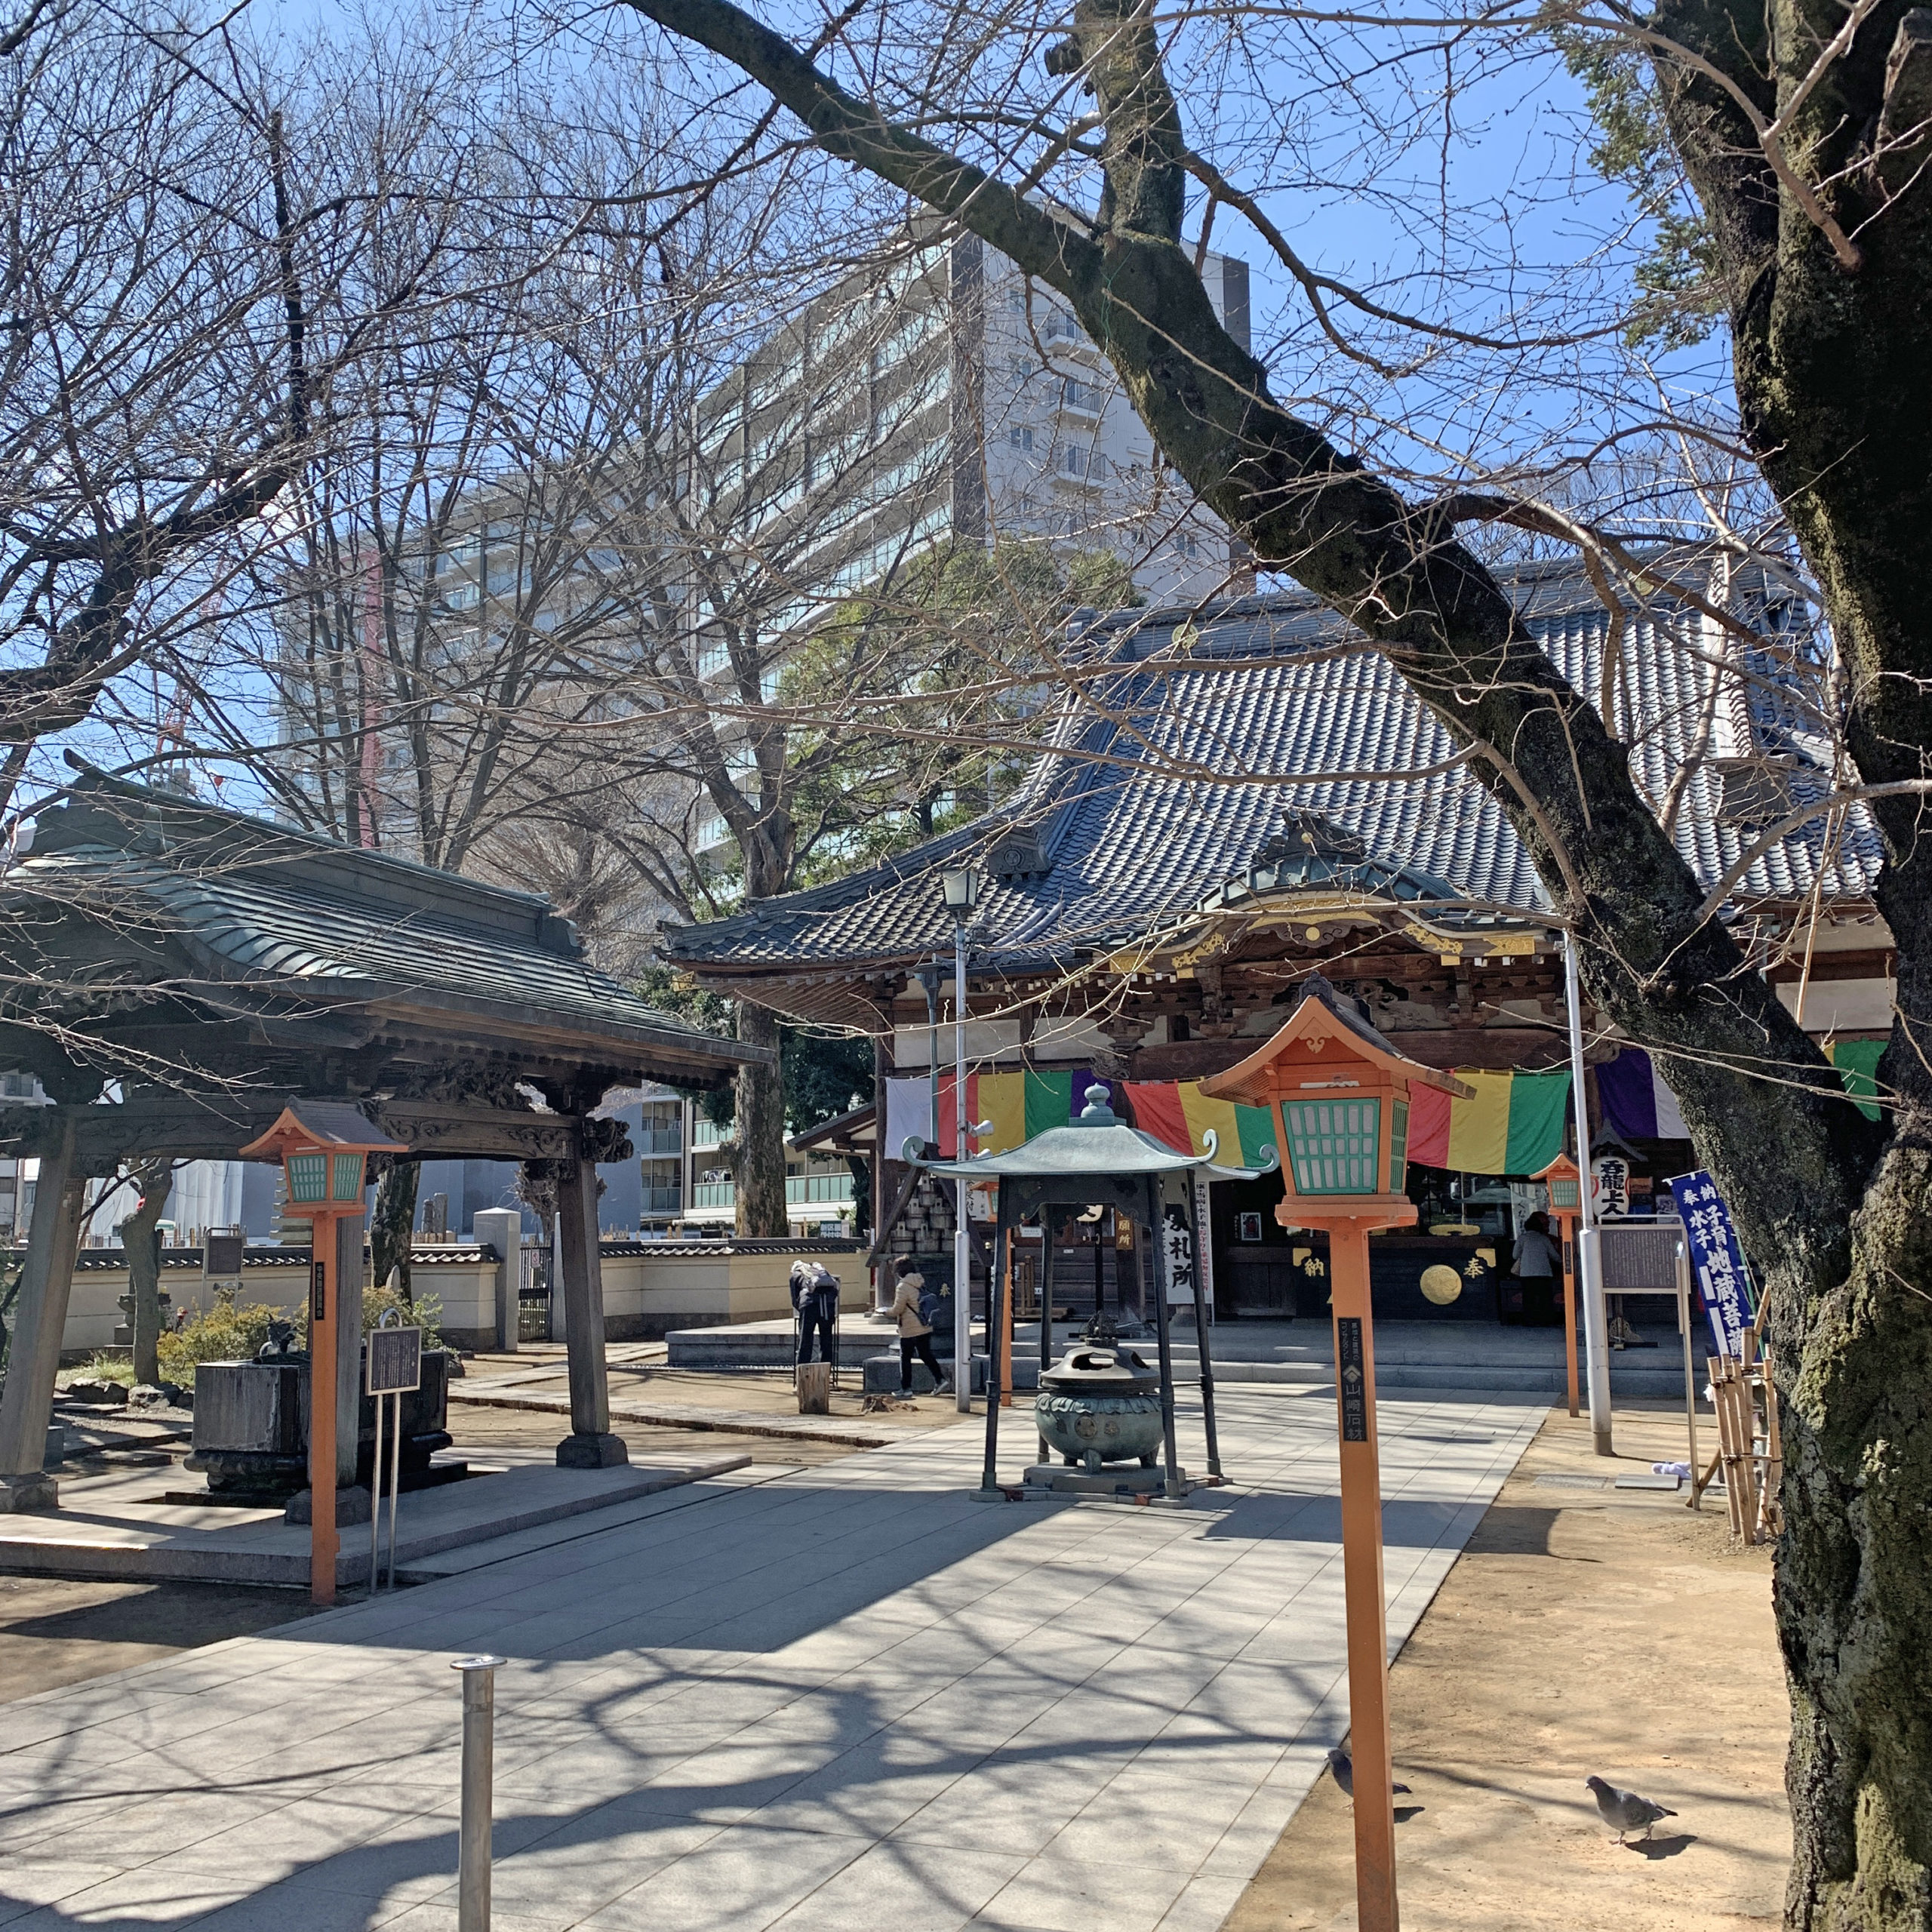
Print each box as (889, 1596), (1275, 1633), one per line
(1595, 1048), (1660, 1140)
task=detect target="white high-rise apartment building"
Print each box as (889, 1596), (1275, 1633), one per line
(689, 227), (1253, 626)
(268, 221), (1253, 868)
(679, 226), (1252, 852)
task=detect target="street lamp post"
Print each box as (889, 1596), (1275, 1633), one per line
(1563, 931), (1613, 1456)
(1200, 977), (1471, 1932)
(941, 866), (981, 1414)
(238, 1103), (405, 1605)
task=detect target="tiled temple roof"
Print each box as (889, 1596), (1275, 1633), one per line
(666, 558), (1872, 979)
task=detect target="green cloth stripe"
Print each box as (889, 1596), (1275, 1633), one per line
(1502, 1069), (1572, 1174)
(1832, 1039), (1884, 1120)
(1026, 1070), (1072, 1137)
(1235, 1104), (1275, 1168)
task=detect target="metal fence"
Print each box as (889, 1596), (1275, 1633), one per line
(518, 1239), (552, 1341)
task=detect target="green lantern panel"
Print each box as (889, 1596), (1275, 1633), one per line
(331, 1152), (366, 1202)
(1281, 1096), (1382, 1196)
(1550, 1176), (1581, 1210)
(287, 1151), (328, 1204)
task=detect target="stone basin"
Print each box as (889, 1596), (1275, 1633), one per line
(1034, 1344), (1164, 1472)
(192, 1349), (452, 1495)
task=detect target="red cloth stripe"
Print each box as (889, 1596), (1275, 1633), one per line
(1406, 1082), (1452, 1168)
(1124, 1081), (1191, 1155)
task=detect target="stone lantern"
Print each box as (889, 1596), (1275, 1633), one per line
(1532, 1149), (1585, 1417)
(239, 1103), (404, 1604)
(1198, 974), (1469, 1932)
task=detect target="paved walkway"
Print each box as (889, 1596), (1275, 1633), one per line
(0, 1387), (1543, 1932)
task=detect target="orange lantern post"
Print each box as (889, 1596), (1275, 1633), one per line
(1201, 977), (1469, 1932)
(240, 1105), (405, 1604)
(1533, 1150), (1585, 1418)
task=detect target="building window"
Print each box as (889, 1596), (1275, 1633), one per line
(1177, 531), (1199, 556)
(1010, 426), (1034, 451)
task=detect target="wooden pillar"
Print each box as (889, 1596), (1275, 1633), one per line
(1558, 1212), (1580, 1419)
(306, 1215), (341, 1603)
(1329, 1219), (1398, 1932)
(0, 1116), (84, 1511)
(336, 1214), (366, 1491)
(556, 1140), (626, 1468)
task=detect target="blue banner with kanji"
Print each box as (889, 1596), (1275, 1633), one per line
(1667, 1170), (1755, 1358)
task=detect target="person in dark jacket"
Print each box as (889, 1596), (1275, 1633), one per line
(792, 1260), (840, 1364)
(888, 1257), (950, 1394)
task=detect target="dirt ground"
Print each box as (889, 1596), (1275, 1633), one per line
(0, 1574), (317, 1703)
(1227, 1402), (1791, 1931)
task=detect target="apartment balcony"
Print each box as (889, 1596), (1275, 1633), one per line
(692, 1117), (731, 1150)
(636, 1128), (685, 1155)
(691, 1180), (737, 1211)
(641, 1186), (683, 1215)
(785, 1172), (855, 1206)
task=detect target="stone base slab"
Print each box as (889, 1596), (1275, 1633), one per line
(1021, 1461), (1189, 1499)
(283, 1484), (373, 1527)
(0, 1471), (59, 1514)
(555, 1430), (629, 1469)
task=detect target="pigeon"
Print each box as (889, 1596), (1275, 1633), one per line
(1586, 1775), (1677, 1843)
(1327, 1747), (1411, 1800)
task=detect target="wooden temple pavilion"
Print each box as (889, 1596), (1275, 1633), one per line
(663, 559), (1893, 1324)
(0, 764), (758, 1511)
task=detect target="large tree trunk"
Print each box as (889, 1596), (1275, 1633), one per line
(370, 1161), (420, 1303)
(1649, 4), (1932, 1918)
(623, 2), (1932, 1918)
(115, 1159), (172, 1388)
(734, 1000), (787, 1236)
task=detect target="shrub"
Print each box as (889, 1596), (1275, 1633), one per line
(158, 1284), (289, 1383)
(155, 1281), (445, 1385)
(357, 1284), (444, 1351)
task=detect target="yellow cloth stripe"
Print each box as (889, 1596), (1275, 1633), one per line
(1179, 1084), (1244, 1161)
(977, 1072), (1027, 1153)
(1444, 1069), (1513, 1174)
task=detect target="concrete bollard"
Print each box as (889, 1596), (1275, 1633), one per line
(452, 1654), (504, 1930)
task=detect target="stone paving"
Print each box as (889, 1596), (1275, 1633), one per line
(0, 1386), (1544, 1932)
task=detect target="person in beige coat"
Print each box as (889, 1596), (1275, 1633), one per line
(889, 1257), (951, 1395)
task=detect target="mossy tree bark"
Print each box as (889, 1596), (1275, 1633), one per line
(370, 1161), (420, 1303)
(734, 999), (788, 1236)
(731, 825), (792, 1239)
(114, 1158), (172, 1389)
(623, 1), (1931, 1918)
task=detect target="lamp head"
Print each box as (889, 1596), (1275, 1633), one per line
(940, 866), (982, 917)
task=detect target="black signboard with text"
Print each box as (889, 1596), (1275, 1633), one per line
(367, 1324), (423, 1396)
(1337, 1317), (1368, 1442)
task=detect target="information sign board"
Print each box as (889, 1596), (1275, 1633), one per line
(1666, 1170), (1755, 1358)
(367, 1324), (423, 1395)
